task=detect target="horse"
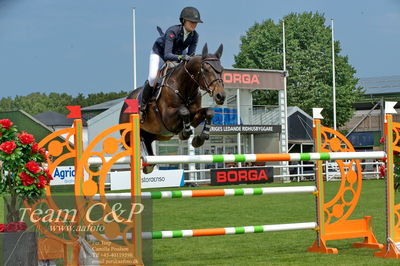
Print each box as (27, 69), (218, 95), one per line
(119, 43), (226, 173)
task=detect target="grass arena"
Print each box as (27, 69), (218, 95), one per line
(6, 103), (393, 265)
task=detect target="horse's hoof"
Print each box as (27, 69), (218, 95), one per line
(191, 136), (205, 148)
(178, 131), (187, 140)
(179, 130), (192, 140)
(143, 165), (155, 174)
(202, 133), (209, 141)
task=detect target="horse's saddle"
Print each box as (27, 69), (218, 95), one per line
(152, 61), (179, 101)
(138, 61), (179, 106)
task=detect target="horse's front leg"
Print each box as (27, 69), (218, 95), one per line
(190, 107), (214, 148)
(178, 106), (193, 140)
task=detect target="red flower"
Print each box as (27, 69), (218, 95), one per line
(26, 161), (41, 174)
(0, 132), (2, 138)
(0, 119), (13, 130)
(35, 180), (46, 189)
(380, 136), (385, 144)
(0, 224), (4, 232)
(18, 133), (35, 145)
(19, 172), (36, 186)
(16, 221), (27, 231)
(0, 140), (17, 154)
(44, 169), (53, 181)
(38, 175), (48, 186)
(31, 142), (39, 153)
(5, 222), (18, 232)
(39, 148), (48, 160)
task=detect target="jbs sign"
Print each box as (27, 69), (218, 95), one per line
(223, 68), (285, 90)
(211, 167), (274, 186)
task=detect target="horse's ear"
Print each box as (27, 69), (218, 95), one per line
(202, 43), (208, 59)
(215, 44), (223, 59)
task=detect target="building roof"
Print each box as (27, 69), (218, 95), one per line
(81, 98), (125, 111)
(251, 106), (313, 142)
(252, 106), (312, 125)
(0, 110), (55, 141)
(359, 75), (400, 95)
(34, 111), (87, 127)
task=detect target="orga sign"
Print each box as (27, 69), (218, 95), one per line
(111, 169), (184, 190)
(223, 68), (285, 90)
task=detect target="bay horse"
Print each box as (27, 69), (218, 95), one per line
(119, 43), (225, 173)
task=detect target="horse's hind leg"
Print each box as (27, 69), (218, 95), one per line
(191, 108), (214, 148)
(178, 106), (193, 140)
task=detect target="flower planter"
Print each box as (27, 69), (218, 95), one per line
(1, 119), (52, 266)
(0, 231), (38, 266)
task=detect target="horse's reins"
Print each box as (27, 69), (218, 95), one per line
(183, 58), (224, 97)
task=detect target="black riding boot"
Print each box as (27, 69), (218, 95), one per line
(140, 80), (153, 123)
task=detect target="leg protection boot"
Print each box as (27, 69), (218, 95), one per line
(140, 80), (153, 123)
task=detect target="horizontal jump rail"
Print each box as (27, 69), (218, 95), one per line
(87, 222), (317, 241)
(144, 222), (317, 239)
(93, 186), (317, 200)
(143, 151), (386, 164)
(88, 156), (129, 165)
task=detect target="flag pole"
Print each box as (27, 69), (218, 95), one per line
(331, 19), (337, 130)
(132, 8), (137, 90)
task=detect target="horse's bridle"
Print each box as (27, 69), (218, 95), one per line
(183, 57), (224, 97)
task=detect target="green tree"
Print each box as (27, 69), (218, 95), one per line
(234, 12), (363, 128)
(0, 97), (13, 111)
(0, 91), (129, 115)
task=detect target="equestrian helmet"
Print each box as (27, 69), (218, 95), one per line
(179, 7), (203, 23)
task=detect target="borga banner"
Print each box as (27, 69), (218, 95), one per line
(211, 167), (274, 186)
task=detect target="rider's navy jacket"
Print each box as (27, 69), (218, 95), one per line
(152, 25), (199, 62)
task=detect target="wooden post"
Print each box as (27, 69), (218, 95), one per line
(130, 114), (143, 265)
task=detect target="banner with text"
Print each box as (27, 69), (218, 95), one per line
(211, 167), (274, 186)
(111, 169), (184, 190)
(51, 166), (75, 185)
(209, 125), (281, 134)
(223, 68), (285, 90)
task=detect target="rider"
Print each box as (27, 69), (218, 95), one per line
(140, 6), (203, 122)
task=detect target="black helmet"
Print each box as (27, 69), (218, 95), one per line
(179, 7), (203, 23)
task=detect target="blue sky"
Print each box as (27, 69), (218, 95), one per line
(0, 0), (399, 98)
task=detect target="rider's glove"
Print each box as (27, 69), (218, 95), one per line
(178, 54), (191, 62)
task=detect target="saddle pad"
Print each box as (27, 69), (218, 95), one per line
(152, 61), (180, 101)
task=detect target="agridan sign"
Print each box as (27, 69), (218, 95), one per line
(51, 166), (75, 185)
(210, 125), (281, 134)
(211, 167), (274, 186)
(223, 68), (285, 90)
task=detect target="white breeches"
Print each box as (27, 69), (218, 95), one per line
(148, 51), (164, 87)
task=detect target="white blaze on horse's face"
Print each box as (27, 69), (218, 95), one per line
(213, 83), (225, 105)
(203, 63), (225, 105)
